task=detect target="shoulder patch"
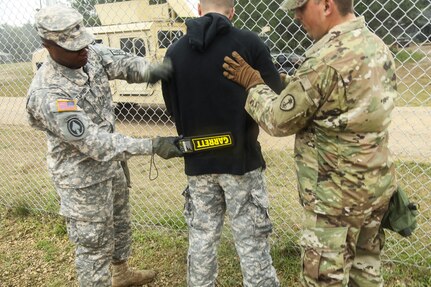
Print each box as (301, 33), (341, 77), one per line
(57, 99), (77, 112)
(67, 117), (86, 138)
(280, 94), (295, 111)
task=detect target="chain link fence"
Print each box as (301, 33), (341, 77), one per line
(0, 0), (430, 269)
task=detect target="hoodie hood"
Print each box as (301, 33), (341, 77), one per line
(186, 13), (232, 52)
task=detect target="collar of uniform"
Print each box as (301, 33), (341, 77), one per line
(306, 16), (365, 57)
(47, 55), (89, 86)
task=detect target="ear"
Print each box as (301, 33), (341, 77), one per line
(324, 0), (333, 15)
(198, 3), (203, 16)
(227, 7), (235, 20)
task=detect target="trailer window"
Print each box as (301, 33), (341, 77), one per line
(158, 30), (183, 48)
(120, 38), (146, 57)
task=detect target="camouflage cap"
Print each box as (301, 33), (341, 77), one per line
(35, 5), (94, 51)
(280, 0), (308, 10)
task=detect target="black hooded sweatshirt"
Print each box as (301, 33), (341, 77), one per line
(162, 13), (283, 176)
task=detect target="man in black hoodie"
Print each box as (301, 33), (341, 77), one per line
(162, 0), (283, 285)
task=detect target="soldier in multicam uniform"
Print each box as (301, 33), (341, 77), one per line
(161, 0), (282, 286)
(26, 6), (183, 287)
(223, 0), (398, 286)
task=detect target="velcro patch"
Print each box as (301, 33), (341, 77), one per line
(67, 117), (86, 138)
(57, 112), (88, 141)
(57, 99), (77, 112)
(110, 49), (127, 56)
(280, 94), (295, 111)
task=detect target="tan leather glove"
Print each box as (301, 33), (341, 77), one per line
(223, 51), (264, 91)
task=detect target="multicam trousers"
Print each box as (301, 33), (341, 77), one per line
(60, 165), (131, 287)
(300, 204), (389, 287)
(184, 168), (280, 287)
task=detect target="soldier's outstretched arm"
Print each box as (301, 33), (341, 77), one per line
(91, 45), (172, 84)
(144, 58), (173, 84)
(224, 52), (337, 137)
(27, 93), (182, 161)
(246, 62), (339, 136)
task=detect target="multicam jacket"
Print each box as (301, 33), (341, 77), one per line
(27, 44), (153, 188)
(245, 17), (398, 216)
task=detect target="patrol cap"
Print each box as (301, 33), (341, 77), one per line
(281, 0), (308, 10)
(35, 5), (94, 51)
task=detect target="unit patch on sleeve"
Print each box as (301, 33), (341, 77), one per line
(57, 112), (89, 141)
(67, 117), (85, 138)
(280, 94), (295, 111)
(56, 99), (77, 112)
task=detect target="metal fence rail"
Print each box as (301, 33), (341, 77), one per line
(0, 0), (430, 268)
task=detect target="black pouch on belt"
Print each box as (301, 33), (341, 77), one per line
(381, 186), (418, 237)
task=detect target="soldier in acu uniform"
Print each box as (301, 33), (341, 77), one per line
(223, 0), (398, 286)
(26, 6), (182, 287)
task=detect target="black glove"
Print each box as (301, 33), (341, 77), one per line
(146, 58), (173, 84)
(152, 136), (183, 159)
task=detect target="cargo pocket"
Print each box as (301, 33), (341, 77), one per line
(300, 226), (348, 281)
(250, 189), (273, 237)
(66, 218), (111, 249)
(182, 186), (194, 228)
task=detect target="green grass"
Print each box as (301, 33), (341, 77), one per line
(394, 50), (426, 63)
(390, 47), (431, 107)
(36, 240), (59, 262)
(0, 116), (430, 286)
(0, 62), (33, 97)
(0, 209), (76, 286)
(9, 201), (31, 217)
(1, 209), (430, 286)
(395, 61), (431, 106)
(0, 124), (430, 271)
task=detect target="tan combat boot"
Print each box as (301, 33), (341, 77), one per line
(112, 261), (156, 287)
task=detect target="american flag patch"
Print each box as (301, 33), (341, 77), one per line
(56, 99), (77, 112)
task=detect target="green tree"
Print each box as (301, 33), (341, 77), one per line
(70, 0), (429, 49)
(234, 0), (310, 53)
(70, 0), (119, 27)
(234, 0), (429, 54)
(354, 0), (429, 44)
(70, 0), (169, 26)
